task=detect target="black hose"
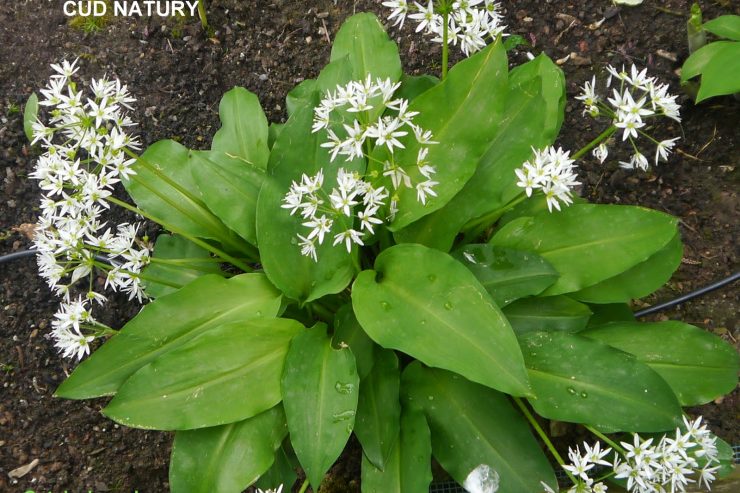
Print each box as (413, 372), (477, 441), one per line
(634, 271), (740, 318)
(0, 249), (738, 316)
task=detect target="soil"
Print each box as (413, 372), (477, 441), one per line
(0, 1), (738, 492)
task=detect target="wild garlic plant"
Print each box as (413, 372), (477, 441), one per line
(25, 11), (737, 493)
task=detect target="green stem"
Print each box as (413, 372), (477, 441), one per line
(197, 0), (209, 30)
(512, 397), (577, 485)
(92, 260), (184, 289)
(148, 257), (230, 275)
(441, 10), (449, 80)
(298, 478), (310, 493)
(572, 126), (617, 160)
(308, 300), (334, 323)
(461, 193), (528, 242)
(585, 425), (626, 455)
(107, 196), (254, 273)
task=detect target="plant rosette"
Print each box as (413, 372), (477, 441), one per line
(25, 7), (738, 493)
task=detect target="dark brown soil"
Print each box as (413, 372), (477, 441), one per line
(1, 1), (737, 492)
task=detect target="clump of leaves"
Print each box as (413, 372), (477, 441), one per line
(69, 0), (112, 34)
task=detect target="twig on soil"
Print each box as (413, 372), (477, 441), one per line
(653, 7), (686, 18)
(695, 126), (718, 158)
(553, 19), (578, 46)
(321, 18), (331, 44)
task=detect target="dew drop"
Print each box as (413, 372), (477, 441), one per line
(420, 319), (427, 325)
(380, 301), (391, 311)
(580, 392), (588, 398)
(428, 274), (437, 282)
(255, 310), (263, 317)
(444, 301), (453, 310)
(335, 382), (355, 394)
(567, 387), (576, 395)
(427, 395), (434, 401)
(332, 410), (356, 422)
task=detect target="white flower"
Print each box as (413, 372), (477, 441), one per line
(256, 486), (283, 493)
(333, 229), (364, 252)
(514, 146), (579, 212)
(382, 0), (409, 27)
(303, 215), (333, 244)
(655, 137), (679, 165)
(592, 143), (609, 164)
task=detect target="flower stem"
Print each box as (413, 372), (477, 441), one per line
(585, 424), (626, 455)
(92, 260), (184, 289)
(460, 192), (528, 242)
(441, 10), (450, 80)
(107, 196), (254, 273)
(512, 397), (577, 485)
(197, 0), (209, 30)
(298, 478), (310, 493)
(572, 126), (617, 160)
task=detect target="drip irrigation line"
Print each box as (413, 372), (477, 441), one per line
(0, 248), (114, 266)
(634, 271), (740, 318)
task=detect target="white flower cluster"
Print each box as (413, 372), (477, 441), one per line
(576, 64), (681, 171)
(514, 146), (580, 212)
(383, 0), (506, 56)
(256, 486), (283, 493)
(543, 416), (721, 493)
(30, 59), (150, 360)
(285, 77), (438, 261)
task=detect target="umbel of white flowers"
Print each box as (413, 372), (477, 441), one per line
(283, 76), (438, 261)
(383, 0), (506, 56)
(30, 59), (150, 360)
(515, 64), (681, 214)
(542, 416), (721, 493)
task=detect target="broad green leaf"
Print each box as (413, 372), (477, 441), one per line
(255, 444), (298, 492)
(211, 87), (269, 170)
(682, 41), (731, 82)
(268, 123), (284, 149)
(703, 15), (740, 41)
(696, 42), (740, 101)
(396, 54), (565, 250)
(393, 74), (439, 103)
(573, 233), (682, 303)
(143, 234), (222, 298)
(124, 140), (225, 241)
(361, 408), (432, 493)
(190, 149), (264, 245)
(714, 435), (736, 477)
(520, 331), (683, 431)
(355, 349), (401, 469)
(332, 304), (377, 379)
(503, 296), (592, 334)
(582, 321), (739, 406)
(281, 327), (359, 490)
(330, 12), (402, 121)
(286, 79), (318, 116)
(489, 204), (678, 296)
(369, 40), (509, 232)
(169, 405), (287, 493)
(256, 97), (362, 302)
(402, 363), (557, 493)
(181, 87), (269, 246)
(103, 319), (302, 429)
(352, 244), (531, 396)
(56, 274), (282, 399)
(24, 92), (38, 142)
(452, 245), (559, 306)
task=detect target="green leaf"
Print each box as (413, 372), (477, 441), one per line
(142, 234), (222, 298)
(355, 349), (401, 469)
(582, 321), (739, 406)
(169, 405), (287, 493)
(451, 245), (559, 306)
(393, 74), (439, 103)
(369, 40), (509, 232)
(361, 408), (432, 493)
(352, 244), (531, 397)
(256, 98), (362, 302)
(103, 319), (302, 430)
(24, 93), (38, 142)
(703, 15), (740, 41)
(268, 123), (284, 149)
(585, 303), (635, 328)
(503, 296), (592, 334)
(573, 233), (682, 303)
(402, 363), (557, 493)
(124, 140), (242, 250)
(682, 41), (731, 82)
(332, 304), (377, 379)
(696, 41), (740, 101)
(190, 149), (264, 246)
(211, 87), (269, 170)
(489, 204), (678, 296)
(286, 79), (318, 116)
(255, 444), (298, 492)
(56, 274), (282, 399)
(520, 331), (683, 431)
(281, 327), (359, 490)
(395, 54), (565, 250)
(330, 12), (402, 121)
